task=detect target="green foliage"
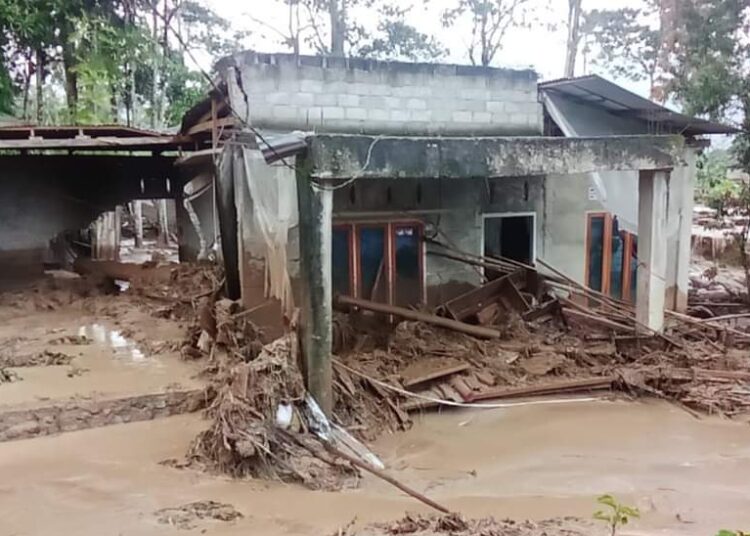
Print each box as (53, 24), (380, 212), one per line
(581, 8), (658, 87)
(696, 150), (740, 214)
(283, 0), (445, 62)
(0, 0), (238, 127)
(163, 56), (206, 127)
(356, 4), (446, 61)
(716, 531), (750, 536)
(592, 494), (640, 536)
(669, 0), (747, 120)
(441, 0), (533, 66)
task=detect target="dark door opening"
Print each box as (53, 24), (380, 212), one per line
(484, 215), (534, 279)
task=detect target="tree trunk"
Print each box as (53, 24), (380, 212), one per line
(61, 42), (78, 122)
(22, 59), (31, 121)
(151, 3), (160, 129)
(564, 0), (583, 78)
(34, 48), (44, 124)
(329, 0), (345, 56)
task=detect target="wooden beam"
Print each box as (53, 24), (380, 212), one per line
(336, 294), (502, 339)
(0, 136), (187, 151)
(186, 116), (236, 137)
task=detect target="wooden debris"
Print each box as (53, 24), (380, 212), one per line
(401, 360), (471, 389)
(470, 377), (614, 403)
(322, 442), (450, 514)
(336, 295), (501, 339)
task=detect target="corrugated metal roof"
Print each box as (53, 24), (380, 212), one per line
(539, 74), (738, 136)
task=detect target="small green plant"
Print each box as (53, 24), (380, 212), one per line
(716, 531), (749, 536)
(593, 494), (640, 536)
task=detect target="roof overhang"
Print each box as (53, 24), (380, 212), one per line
(539, 75), (738, 137)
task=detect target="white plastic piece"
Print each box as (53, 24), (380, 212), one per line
(275, 403), (293, 430)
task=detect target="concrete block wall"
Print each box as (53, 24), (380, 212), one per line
(222, 52), (542, 136)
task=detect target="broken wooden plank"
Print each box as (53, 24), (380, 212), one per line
(498, 276), (531, 314)
(336, 295), (501, 339)
(470, 377), (614, 402)
(448, 376), (475, 401)
(401, 360), (471, 388)
(523, 299), (560, 321)
(562, 308), (635, 333)
(476, 302), (500, 326)
(442, 271), (523, 321)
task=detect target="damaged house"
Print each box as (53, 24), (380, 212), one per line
(179, 51), (731, 411)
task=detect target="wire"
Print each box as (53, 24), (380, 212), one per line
(312, 135), (384, 192)
(333, 360), (606, 410)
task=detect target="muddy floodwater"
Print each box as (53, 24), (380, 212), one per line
(1, 399), (749, 535)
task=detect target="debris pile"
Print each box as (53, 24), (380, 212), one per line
(331, 250), (750, 421)
(127, 263), (222, 321)
(170, 251), (750, 494)
(338, 513), (590, 536)
(154, 500), (243, 530)
(0, 272), (117, 313)
(0, 350), (73, 368)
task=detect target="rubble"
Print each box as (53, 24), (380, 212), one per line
(154, 500), (243, 530)
(0, 350), (74, 368)
(337, 513), (591, 536)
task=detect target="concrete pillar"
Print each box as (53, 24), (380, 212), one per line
(637, 170), (670, 331)
(156, 199), (170, 247)
(296, 172), (333, 415)
(674, 151), (697, 312)
(133, 201), (144, 248)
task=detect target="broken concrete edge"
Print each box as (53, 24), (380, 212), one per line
(305, 134), (687, 180)
(0, 389), (207, 442)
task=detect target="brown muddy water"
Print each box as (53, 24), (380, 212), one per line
(0, 399), (749, 535)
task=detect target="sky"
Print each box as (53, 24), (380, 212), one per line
(202, 0), (649, 95)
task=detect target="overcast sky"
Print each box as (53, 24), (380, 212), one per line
(203, 0), (649, 96)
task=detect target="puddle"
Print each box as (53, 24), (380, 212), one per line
(78, 323), (145, 362)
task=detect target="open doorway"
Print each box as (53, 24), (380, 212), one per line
(483, 213), (535, 279)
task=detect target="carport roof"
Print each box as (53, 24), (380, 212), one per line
(0, 124), (195, 151)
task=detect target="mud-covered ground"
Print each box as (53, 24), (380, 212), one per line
(1, 401), (750, 535)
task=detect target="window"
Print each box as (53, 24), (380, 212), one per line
(331, 221), (424, 307)
(585, 213), (637, 302)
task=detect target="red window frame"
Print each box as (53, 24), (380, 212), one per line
(584, 212), (637, 303)
(332, 220), (425, 306)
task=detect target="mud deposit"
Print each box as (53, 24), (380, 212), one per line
(1, 401), (749, 536)
(154, 500), (243, 530)
(346, 513), (591, 536)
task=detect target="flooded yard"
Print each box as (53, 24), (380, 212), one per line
(0, 399), (748, 535)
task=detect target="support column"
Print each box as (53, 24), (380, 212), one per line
(637, 169), (670, 331)
(296, 170), (333, 415)
(674, 151), (697, 312)
(133, 200), (144, 248)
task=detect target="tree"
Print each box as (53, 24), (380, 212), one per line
(441, 0), (533, 67)
(581, 7), (660, 98)
(354, 4), (446, 61)
(696, 150), (738, 215)
(564, 0), (582, 78)
(254, 0), (445, 62)
(667, 0), (749, 300)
